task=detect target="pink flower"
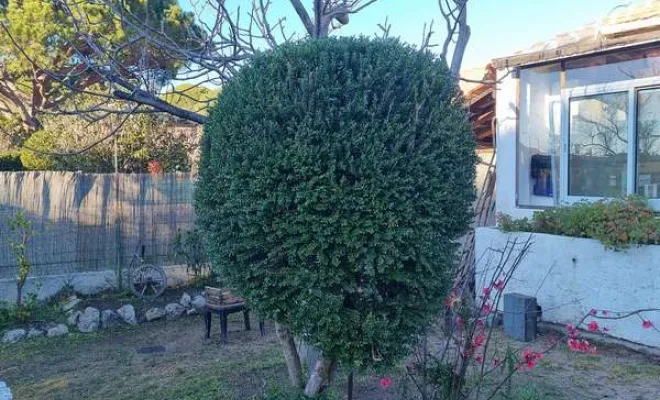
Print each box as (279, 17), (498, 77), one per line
(566, 323), (579, 339)
(494, 279), (505, 292)
(642, 320), (654, 329)
(587, 321), (599, 332)
(482, 287), (492, 298)
(568, 339), (597, 354)
(455, 316), (464, 328)
(472, 333), (486, 348)
(379, 377), (393, 389)
(590, 309), (598, 316)
(482, 303), (492, 315)
(476, 319), (485, 330)
(475, 354), (484, 364)
(521, 347), (543, 370)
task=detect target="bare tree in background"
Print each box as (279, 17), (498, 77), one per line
(1, 0), (473, 142)
(0, 1), (475, 394)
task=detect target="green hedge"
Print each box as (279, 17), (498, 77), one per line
(499, 197), (660, 249)
(196, 37), (476, 369)
(0, 150), (23, 171)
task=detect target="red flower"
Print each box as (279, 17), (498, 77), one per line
(379, 377), (393, 389)
(520, 347), (543, 370)
(482, 287), (492, 298)
(587, 321), (599, 332)
(642, 320), (654, 329)
(566, 324), (579, 339)
(147, 160), (163, 174)
(568, 338), (597, 354)
(494, 279), (505, 292)
(472, 333), (486, 348)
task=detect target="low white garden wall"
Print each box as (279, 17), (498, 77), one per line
(0, 265), (194, 303)
(475, 227), (660, 348)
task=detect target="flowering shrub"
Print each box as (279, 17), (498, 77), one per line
(401, 236), (660, 400)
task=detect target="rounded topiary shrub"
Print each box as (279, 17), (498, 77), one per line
(196, 37), (476, 368)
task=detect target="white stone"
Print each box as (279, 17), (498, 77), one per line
(26, 328), (45, 339)
(117, 304), (137, 325)
(0, 380), (12, 400)
(101, 310), (122, 328)
(67, 310), (83, 326)
(191, 295), (206, 308)
(77, 307), (100, 332)
(180, 292), (192, 308)
(46, 324), (68, 337)
(61, 296), (81, 312)
(145, 307), (166, 322)
(1, 329), (26, 344)
(165, 303), (185, 319)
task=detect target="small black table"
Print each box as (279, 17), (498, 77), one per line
(204, 302), (265, 344)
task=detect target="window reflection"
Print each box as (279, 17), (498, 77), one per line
(637, 89), (660, 199)
(568, 92), (629, 197)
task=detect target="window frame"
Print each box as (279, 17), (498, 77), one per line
(560, 75), (660, 209)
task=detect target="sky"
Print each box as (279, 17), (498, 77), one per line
(181, 0), (647, 80)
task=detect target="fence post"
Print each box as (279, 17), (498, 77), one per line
(114, 173), (123, 291)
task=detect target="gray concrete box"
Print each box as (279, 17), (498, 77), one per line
(503, 293), (538, 342)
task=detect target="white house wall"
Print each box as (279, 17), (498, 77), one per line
(476, 227), (660, 348)
(495, 69), (536, 220)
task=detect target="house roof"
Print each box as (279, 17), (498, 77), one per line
(460, 65), (496, 148)
(493, 0), (660, 69)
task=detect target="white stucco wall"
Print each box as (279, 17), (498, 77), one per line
(476, 227), (660, 348)
(495, 69), (536, 220)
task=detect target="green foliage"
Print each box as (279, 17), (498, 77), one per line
(7, 210), (33, 309)
(20, 112), (191, 172)
(173, 227), (210, 276)
(0, 0), (201, 137)
(499, 197), (660, 249)
(0, 150), (23, 170)
(162, 84), (221, 115)
(196, 37), (476, 370)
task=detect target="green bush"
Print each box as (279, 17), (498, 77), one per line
(0, 150), (23, 170)
(20, 115), (191, 173)
(499, 197), (660, 249)
(196, 37), (476, 369)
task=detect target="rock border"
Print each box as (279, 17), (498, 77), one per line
(0, 292), (205, 346)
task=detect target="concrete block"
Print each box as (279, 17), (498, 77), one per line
(504, 293), (537, 342)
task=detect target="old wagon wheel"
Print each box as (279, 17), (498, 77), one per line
(129, 264), (167, 300)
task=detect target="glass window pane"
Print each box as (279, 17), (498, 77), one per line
(517, 64), (562, 207)
(637, 89), (660, 199)
(568, 92), (629, 197)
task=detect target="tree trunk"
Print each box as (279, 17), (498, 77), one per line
(304, 355), (335, 397)
(275, 322), (303, 388)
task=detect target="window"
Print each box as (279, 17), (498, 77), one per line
(561, 76), (660, 207)
(517, 64), (562, 207)
(637, 89), (660, 199)
(516, 47), (660, 209)
(568, 92), (629, 198)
